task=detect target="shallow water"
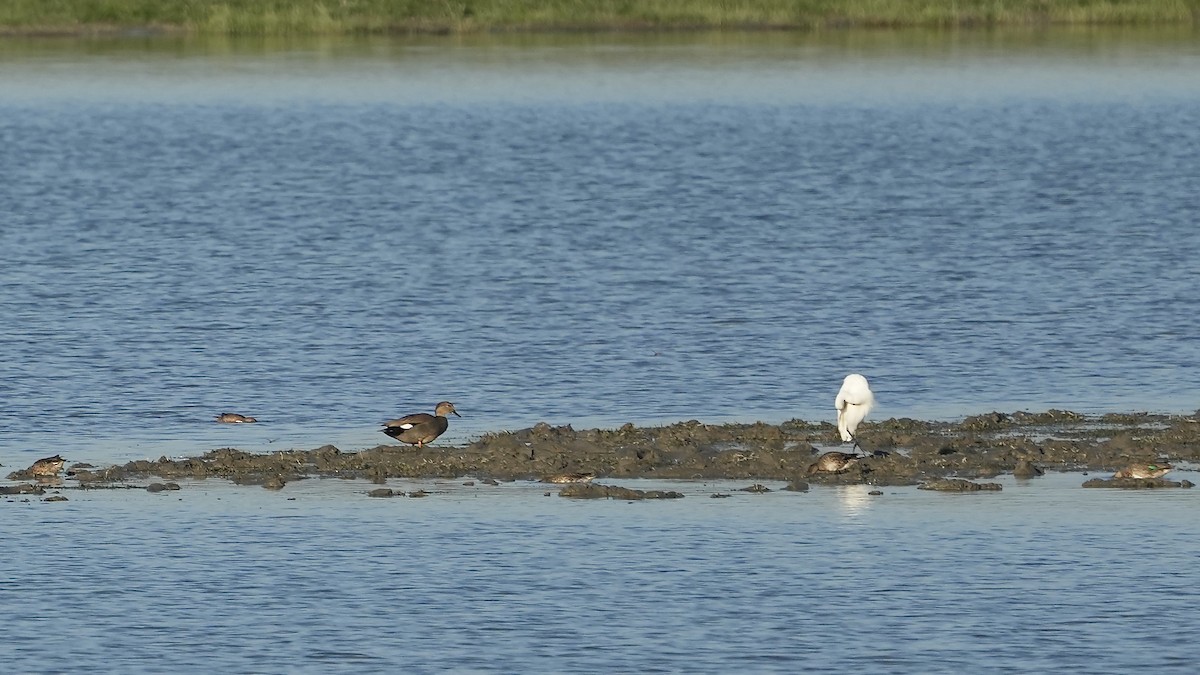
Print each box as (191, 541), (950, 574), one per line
(4, 29), (1200, 467)
(3, 473), (1199, 673)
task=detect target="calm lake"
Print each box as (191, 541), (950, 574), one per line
(1, 27), (1199, 672)
(5, 473), (1200, 673)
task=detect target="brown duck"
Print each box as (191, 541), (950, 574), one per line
(30, 454), (67, 476)
(382, 401), (460, 448)
(541, 472), (596, 484)
(216, 413), (258, 423)
(1112, 462), (1172, 479)
(806, 451), (860, 476)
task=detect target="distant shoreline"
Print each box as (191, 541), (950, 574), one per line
(1, 0), (1196, 37)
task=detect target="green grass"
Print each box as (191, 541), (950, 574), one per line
(1, 0), (1196, 35)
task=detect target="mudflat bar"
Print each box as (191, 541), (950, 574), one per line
(35, 410), (1200, 487)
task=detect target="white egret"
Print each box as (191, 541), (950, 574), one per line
(835, 373), (875, 452)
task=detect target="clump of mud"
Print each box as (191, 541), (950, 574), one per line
(1, 483), (45, 495)
(918, 479), (1003, 492)
(146, 482), (181, 493)
(738, 484), (772, 493)
(1081, 477), (1195, 489)
(34, 410), (1200, 490)
(558, 483), (684, 500)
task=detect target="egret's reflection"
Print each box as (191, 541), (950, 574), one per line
(835, 484), (874, 516)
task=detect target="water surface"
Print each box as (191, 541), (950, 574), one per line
(3, 473), (1198, 673)
(3, 29), (1200, 465)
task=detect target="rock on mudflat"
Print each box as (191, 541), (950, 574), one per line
(146, 482), (182, 493)
(1, 483), (45, 495)
(918, 479), (1003, 492)
(1013, 459), (1045, 479)
(558, 483), (684, 500)
(368, 488), (399, 498)
(1082, 477), (1194, 489)
(738, 484), (771, 493)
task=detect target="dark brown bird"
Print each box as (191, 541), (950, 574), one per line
(806, 451), (860, 476)
(216, 413), (257, 423)
(382, 401), (460, 448)
(29, 454), (66, 477)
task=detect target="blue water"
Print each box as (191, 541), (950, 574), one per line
(2, 30), (1200, 672)
(3, 32), (1199, 466)
(3, 473), (1199, 673)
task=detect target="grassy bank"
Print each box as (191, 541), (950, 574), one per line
(1, 0), (1197, 36)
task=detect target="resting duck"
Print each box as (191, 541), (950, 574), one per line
(382, 401), (460, 448)
(30, 454), (66, 476)
(216, 413), (258, 423)
(541, 472), (596, 484)
(806, 451), (860, 476)
(1112, 462), (1172, 479)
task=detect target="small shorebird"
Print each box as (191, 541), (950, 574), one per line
(29, 454), (66, 476)
(835, 373), (875, 452)
(807, 451), (860, 476)
(541, 472), (596, 484)
(216, 413), (258, 423)
(382, 401), (460, 448)
(1112, 462), (1172, 479)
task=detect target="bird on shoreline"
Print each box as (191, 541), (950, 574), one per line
(541, 472), (596, 484)
(1112, 462), (1172, 479)
(382, 401), (460, 448)
(29, 454), (67, 477)
(216, 413), (258, 423)
(836, 373), (875, 452)
(807, 451), (861, 476)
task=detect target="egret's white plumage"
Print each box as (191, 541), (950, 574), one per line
(835, 373), (875, 443)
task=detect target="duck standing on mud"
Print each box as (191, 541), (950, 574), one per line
(835, 373), (875, 452)
(807, 451), (860, 476)
(382, 401), (460, 448)
(1112, 462), (1172, 479)
(29, 454), (66, 476)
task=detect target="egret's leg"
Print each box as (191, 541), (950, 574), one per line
(852, 433), (890, 458)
